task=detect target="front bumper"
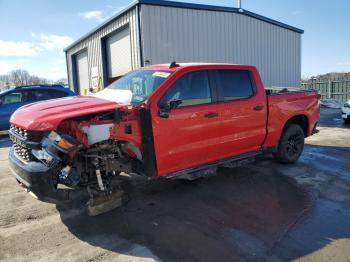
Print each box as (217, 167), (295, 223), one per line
(9, 147), (70, 203)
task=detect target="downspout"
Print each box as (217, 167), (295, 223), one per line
(136, 4), (144, 67)
(64, 51), (72, 91)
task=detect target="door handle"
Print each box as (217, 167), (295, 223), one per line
(253, 105), (265, 111)
(205, 112), (219, 118)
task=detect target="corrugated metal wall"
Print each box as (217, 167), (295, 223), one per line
(140, 5), (301, 87)
(65, 7), (140, 92)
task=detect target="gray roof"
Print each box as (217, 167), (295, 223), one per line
(64, 0), (304, 51)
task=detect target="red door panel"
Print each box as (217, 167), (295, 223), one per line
(214, 97), (267, 159)
(152, 104), (222, 176)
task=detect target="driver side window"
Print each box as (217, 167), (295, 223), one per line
(161, 71), (211, 108)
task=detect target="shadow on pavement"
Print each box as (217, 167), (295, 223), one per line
(56, 163), (314, 261)
(50, 108), (350, 261)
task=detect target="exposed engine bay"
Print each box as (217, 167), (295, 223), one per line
(10, 109), (147, 215)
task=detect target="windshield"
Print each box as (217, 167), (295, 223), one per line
(103, 70), (172, 105)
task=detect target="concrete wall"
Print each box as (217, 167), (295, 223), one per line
(140, 5), (302, 87)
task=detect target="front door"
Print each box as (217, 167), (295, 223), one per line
(151, 70), (222, 176)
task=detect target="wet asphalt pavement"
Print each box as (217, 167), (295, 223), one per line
(0, 108), (350, 261)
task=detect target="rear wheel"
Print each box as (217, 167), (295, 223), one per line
(273, 124), (305, 164)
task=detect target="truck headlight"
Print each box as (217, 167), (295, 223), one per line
(57, 138), (75, 150)
(48, 131), (76, 151)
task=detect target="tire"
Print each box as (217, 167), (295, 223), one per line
(343, 118), (350, 124)
(273, 124), (305, 164)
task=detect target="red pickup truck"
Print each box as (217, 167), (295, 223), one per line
(8, 63), (320, 215)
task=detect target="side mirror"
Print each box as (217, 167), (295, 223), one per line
(169, 99), (182, 109)
(158, 99), (182, 118)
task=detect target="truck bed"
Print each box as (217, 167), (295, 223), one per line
(265, 86), (317, 95)
(263, 89), (320, 148)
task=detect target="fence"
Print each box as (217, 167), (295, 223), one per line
(302, 79), (350, 102)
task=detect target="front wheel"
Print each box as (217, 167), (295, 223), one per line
(273, 124), (305, 164)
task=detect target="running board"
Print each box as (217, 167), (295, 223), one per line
(166, 151), (263, 180)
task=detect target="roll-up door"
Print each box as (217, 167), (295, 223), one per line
(105, 26), (132, 83)
(75, 51), (89, 95)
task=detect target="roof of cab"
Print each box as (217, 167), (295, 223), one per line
(142, 62), (256, 71)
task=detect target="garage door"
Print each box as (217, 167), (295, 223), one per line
(106, 26), (132, 83)
(75, 51), (89, 95)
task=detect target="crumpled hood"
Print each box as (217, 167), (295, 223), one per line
(10, 96), (125, 131)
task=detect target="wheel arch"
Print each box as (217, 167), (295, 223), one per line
(282, 114), (309, 137)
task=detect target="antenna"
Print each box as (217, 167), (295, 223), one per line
(169, 61), (180, 68)
(237, 0), (242, 8)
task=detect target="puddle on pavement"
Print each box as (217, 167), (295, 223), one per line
(57, 167), (312, 261)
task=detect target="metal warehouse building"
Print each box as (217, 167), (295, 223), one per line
(64, 0), (303, 95)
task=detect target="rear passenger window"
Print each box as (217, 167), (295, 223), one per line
(27, 90), (52, 102)
(26, 90), (67, 102)
(217, 70), (254, 101)
(50, 90), (68, 99)
(161, 71), (211, 108)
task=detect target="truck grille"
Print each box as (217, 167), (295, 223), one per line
(10, 125), (28, 139)
(10, 125), (43, 162)
(13, 143), (34, 162)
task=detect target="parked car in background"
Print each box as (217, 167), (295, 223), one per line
(0, 85), (76, 132)
(342, 100), (350, 124)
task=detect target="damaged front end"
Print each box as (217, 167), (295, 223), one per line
(9, 108), (146, 215)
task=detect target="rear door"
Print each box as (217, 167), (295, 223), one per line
(213, 69), (267, 158)
(152, 70), (222, 176)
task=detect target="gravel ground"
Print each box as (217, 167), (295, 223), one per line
(0, 108), (350, 262)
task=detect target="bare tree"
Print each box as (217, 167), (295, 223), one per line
(29, 75), (51, 85)
(54, 78), (68, 85)
(9, 69), (31, 86)
(28, 75), (41, 85)
(0, 74), (10, 89)
(0, 69), (65, 90)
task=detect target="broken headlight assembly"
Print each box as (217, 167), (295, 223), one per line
(32, 131), (78, 166)
(31, 148), (54, 163)
(48, 131), (77, 151)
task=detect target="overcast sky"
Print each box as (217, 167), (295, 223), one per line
(0, 0), (349, 80)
